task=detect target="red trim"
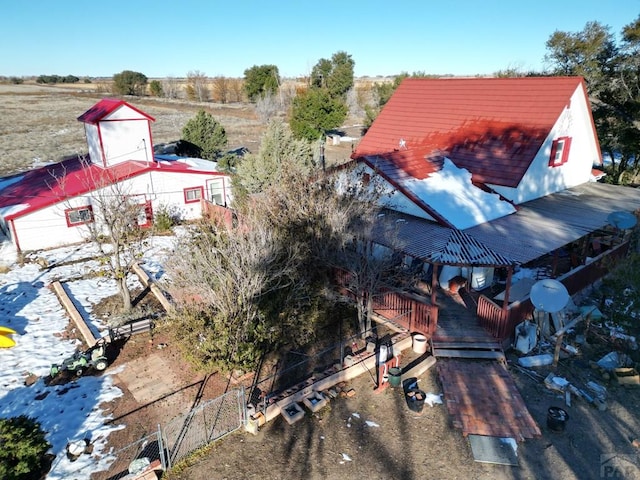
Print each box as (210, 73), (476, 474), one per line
(9, 220), (20, 253)
(138, 200), (153, 228)
(64, 205), (94, 227)
(548, 136), (571, 167)
(97, 124), (107, 168)
(206, 177), (227, 206)
(184, 186), (204, 204)
(1, 156), (228, 221)
(77, 99), (155, 124)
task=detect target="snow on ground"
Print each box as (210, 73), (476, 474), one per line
(0, 234), (176, 479)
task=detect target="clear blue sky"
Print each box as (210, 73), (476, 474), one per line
(2, 1), (639, 79)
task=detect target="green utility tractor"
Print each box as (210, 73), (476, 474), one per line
(50, 339), (109, 378)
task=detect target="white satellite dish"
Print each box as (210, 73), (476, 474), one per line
(607, 211), (637, 230)
(530, 279), (569, 313)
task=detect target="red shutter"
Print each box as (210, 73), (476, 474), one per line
(561, 137), (572, 165)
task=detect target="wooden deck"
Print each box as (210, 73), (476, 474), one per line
(431, 287), (505, 362)
(433, 287), (540, 441)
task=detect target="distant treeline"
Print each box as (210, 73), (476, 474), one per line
(0, 75), (93, 85)
(36, 75), (90, 84)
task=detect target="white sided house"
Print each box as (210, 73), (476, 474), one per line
(350, 76), (604, 230)
(0, 99), (232, 252)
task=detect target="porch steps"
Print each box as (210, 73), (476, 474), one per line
(431, 340), (506, 363)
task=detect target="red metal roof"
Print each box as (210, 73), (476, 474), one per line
(0, 156), (220, 220)
(77, 98), (155, 124)
(353, 77), (587, 188)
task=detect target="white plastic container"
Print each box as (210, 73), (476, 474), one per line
(412, 334), (428, 354)
(517, 353), (553, 367)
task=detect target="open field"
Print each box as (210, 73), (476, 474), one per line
(0, 84), (359, 177)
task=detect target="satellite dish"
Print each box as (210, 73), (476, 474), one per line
(530, 279), (569, 313)
(607, 211), (637, 230)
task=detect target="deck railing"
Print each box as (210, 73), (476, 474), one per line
(478, 240), (630, 341)
(334, 268), (437, 336)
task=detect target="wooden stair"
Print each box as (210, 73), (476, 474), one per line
(431, 339), (506, 363)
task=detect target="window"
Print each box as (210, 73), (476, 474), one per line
(548, 136), (572, 167)
(184, 186), (204, 204)
(65, 206), (93, 227)
(208, 179), (226, 206)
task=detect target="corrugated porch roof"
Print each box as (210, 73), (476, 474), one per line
(465, 182), (640, 264)
(372, 182), (640, 267)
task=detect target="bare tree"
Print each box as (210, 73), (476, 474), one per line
(248, 158), (406, 338)
(255, 91), (282, 123)
(162, 76), (181, 99)
(211, 76), (230, 104)
(186, 70), (209, 102)
(165, 214), (305, 369)
(228, 78), (245, 102)
(51, 161), (154, 312)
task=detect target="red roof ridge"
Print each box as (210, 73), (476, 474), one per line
(77, 98), (155, 124)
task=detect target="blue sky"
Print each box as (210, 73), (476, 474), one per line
(2, 1), (639, 79)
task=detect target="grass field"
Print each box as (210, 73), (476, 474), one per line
(0, 84), (266, 177)
(0, 83), (359, 177)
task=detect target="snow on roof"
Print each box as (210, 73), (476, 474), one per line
(354, 76), (588, 188)
(401, 157), (516, 229)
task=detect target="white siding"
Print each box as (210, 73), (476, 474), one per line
(12, 197), (92, 251)
(11, 169), (232, 252)
(85, 124), (102, 166)
(340, 164), (437, 221)
(148, 170), (232, 220)
(490, 86), (600, 204)
(99, 120), (152, 167)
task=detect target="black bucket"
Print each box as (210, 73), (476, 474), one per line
(547, 407), (569, 432)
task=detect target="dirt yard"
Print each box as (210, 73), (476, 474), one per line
(96, 319), (640, 480)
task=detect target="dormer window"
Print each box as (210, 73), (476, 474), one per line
(549, 136), (572, 167)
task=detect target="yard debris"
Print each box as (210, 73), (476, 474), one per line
(586, 381), (607, 400)
(424, 392), (443, 407)
(518, 353), (554, 367)
(543, 373), (607, 411)
(596, 351), (632, 371)
(514, 321), (538, 354)
(614, 367), (640, 386)
(544, 373), (569, 393)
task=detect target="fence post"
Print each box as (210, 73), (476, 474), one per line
(158, 423), (169, 470)
(240, 386), (247, 427)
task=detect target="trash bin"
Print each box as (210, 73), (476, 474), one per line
(547, 407), (569, 432)
(405, 388), (426, 413)
(388, 367), (402, 387)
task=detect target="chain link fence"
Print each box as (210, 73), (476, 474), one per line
(61, 388), (245, 479)
(163, 388), (246, 467)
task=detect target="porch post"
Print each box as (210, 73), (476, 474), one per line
(431, 263), (439, 306)
(502, 266), (513, 313)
